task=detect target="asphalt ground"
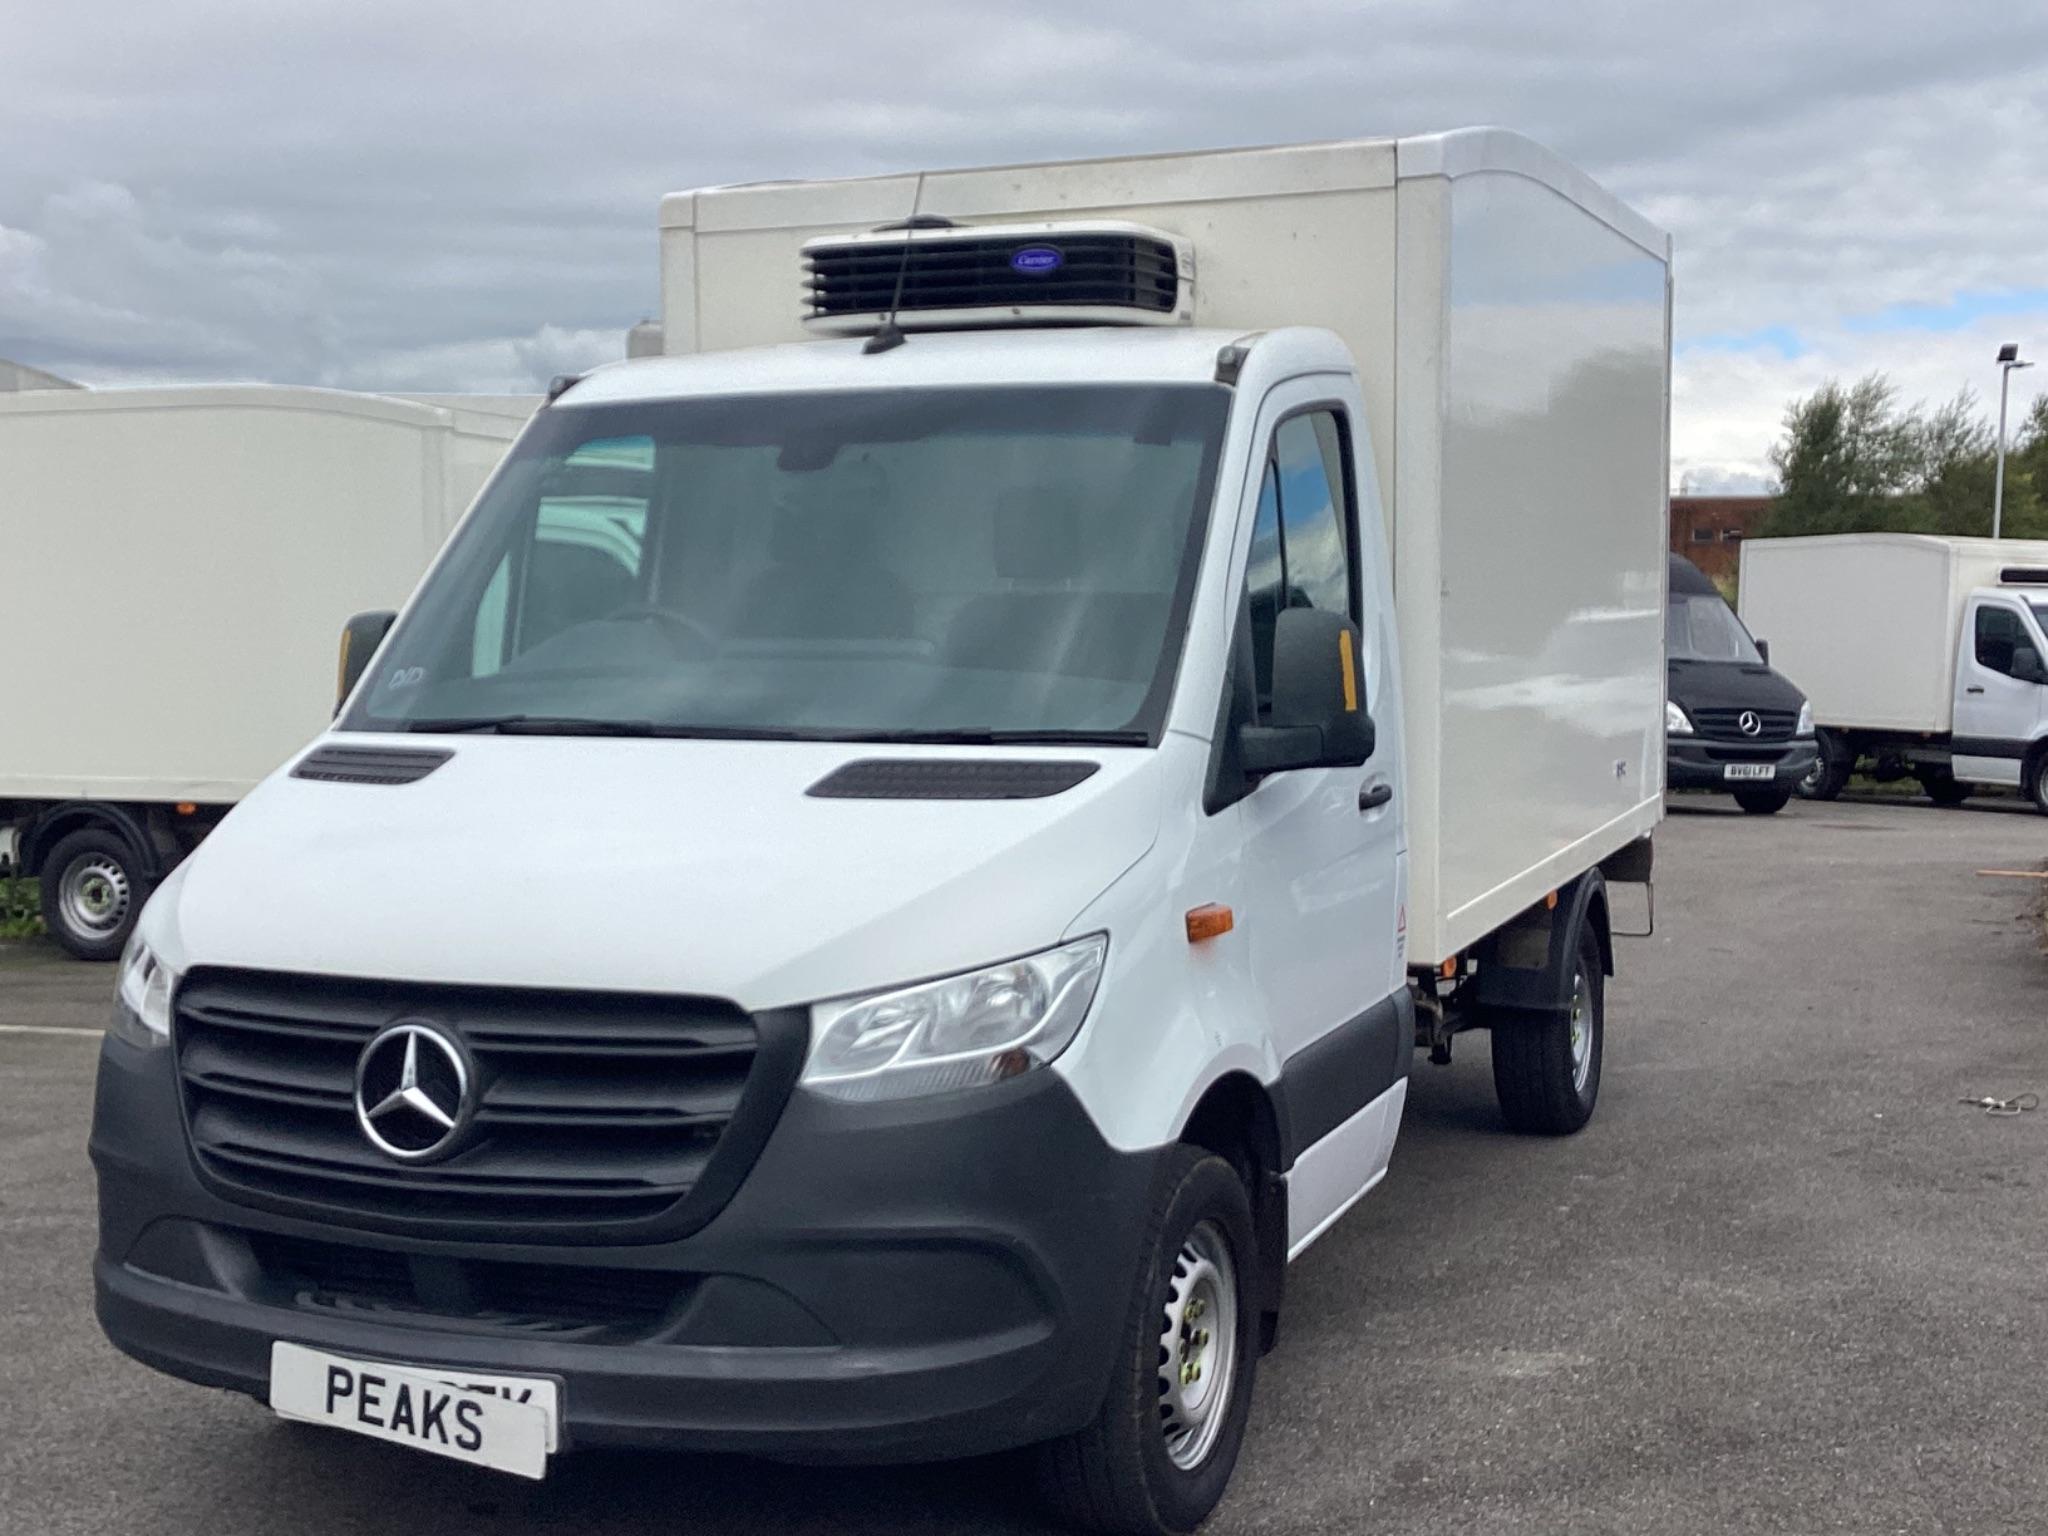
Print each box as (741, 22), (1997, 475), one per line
(4, 793), (2045, 1534)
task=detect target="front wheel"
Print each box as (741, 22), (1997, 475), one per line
(39, 828), (152, 961)
(1490, 923), (1604, 1135)
(1035, 1148), (1259, 1536)
(1734, 785), (1793, 815)
(2027, 752), (2048, 817)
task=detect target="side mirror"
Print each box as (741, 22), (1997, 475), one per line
(2015, 645), (2048, 685)
(1755, 638), (1771, 665)
(336, 610), (397, 714)
(1237, 608), (1375, 775)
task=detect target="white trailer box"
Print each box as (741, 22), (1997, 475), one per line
(1739, 534), (2048, 733)
(0, 385), (529, 804)
(657, 132), (1671, 961)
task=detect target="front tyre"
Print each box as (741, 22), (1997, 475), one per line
(39, 828), (152, 961)
(1490, 923), (1604, 1135)
(1798, 729), (1851, 801)
(2028, 751), (2048, 817)
(1733, 785), (1793, 815)
(1035, 1148), (1259, 1536)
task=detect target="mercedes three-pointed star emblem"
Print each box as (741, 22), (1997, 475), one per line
(353, 1021), (474, 1162)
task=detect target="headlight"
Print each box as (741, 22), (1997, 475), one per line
(112, 937), (177, 1048)
(1666, 700), (1693, 735)
(1796, 701), (1814, 737)
(803, 935), (1108, 1103)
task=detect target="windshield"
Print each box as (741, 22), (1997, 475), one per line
(1666, 592), (1763, 665)
(340, 386), (1228, 744)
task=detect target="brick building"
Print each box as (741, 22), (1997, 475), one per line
(1669, 495), (1773, 582)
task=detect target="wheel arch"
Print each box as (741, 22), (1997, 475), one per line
(1177, 1071), (1288, 1353)
(20, 802), (169, 880)
(2023, 733), (2048, 783)
(1473, 867), (1611, 1017)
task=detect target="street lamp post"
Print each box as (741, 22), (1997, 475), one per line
(1994, 342), (2034, 539)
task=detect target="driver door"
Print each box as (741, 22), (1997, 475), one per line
(1228, 379), (1406, 1254)
(1953, 597), (2043, 786)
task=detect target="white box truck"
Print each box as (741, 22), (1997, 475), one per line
(0, 386), (531, 956)
(91, 132), (1668, 1532)
(1739, 533), (2048, 808)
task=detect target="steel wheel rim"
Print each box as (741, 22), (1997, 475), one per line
(1158, 1218), (1240, 1472)
(1568, 969), (1594, 1093)
(61, 854), (131, 937)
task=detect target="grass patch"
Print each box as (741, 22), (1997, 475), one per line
(0, 876), (44, 939)
(1847, 774), (1921, 798)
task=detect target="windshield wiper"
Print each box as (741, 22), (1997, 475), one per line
(402, 715), (662, 736)
(398, 718), (1148, 746)
(823, 728), (1152, 747)
(400, 716), (823, 741)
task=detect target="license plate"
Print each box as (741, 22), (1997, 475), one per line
(1723, 764), (1774, 781)
(269, 1342), (556, 1479)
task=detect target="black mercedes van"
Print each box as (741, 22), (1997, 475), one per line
(1665, 553), (1817, 814)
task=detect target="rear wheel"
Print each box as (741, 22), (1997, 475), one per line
(1917, 769), (1971, 807)
(1733, 785), (1792, 815)
(1035, 1148), (1259, 1535)
(38, 828), (151, 961)
(1490, 923), (1604, 1135)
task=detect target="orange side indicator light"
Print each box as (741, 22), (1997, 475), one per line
(1440, 956), (1458, 980)
(1185, 904), (1235, 944)
(1544, 890), (1559, 911)
(175, 802), (198, 817)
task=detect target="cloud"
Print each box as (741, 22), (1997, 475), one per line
(1675, 311), (2048, 494)
(2, 0), (2046, 477)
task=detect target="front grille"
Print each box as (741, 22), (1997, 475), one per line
(804, 231), (1180, 321)
(245, 1231), (685, 1337)
(174, 969), (804, 1242)
(1690, 707), (1799, 742)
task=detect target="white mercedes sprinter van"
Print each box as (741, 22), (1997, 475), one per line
(92, 131), (1668, 1534)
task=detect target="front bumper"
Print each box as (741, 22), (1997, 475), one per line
(90, 1032), (1163, 1463)
(1666, 738), (1818, 792)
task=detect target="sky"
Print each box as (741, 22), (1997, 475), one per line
(4, 1), (2046, 492)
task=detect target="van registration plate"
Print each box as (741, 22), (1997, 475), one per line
(1722, 764), (1774, 781)
(269, 1342), (556, 1478)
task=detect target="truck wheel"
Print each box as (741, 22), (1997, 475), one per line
(1797, 729), (1850, 801)
(1733, 785), (1792, 815)
(2029, 753), (2048, 817)
(1490, 924), (1603, 1136)
(39, 828), (151, 961)
(1035, 1147), (1258, 1536)
(1917, 769), (1971, 808)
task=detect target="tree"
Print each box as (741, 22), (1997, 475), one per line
(1763, 374), (2044, 539)
(1764, 374), (1919, 536)
(1912, 388), (1999, 536)
(2002, 393), (2048, 537)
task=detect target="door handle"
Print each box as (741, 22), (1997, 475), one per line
(1359, 782), (1393, 812)
(1966, 685), (1986, 694)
